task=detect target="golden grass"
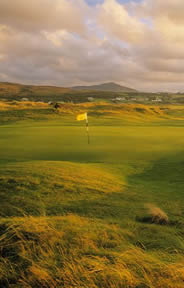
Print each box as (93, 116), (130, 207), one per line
(0, 215), (184, 287)
(0, 101), (48, 110)
(33, 102), (184, 121)
(1, 101), (184, 122)
(144, 204), (169, 225)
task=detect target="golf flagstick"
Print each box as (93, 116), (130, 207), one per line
(86, 113), (90, 144)
(76, 112), (90, 144)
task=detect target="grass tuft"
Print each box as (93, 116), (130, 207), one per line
(143, 204), (169, 225)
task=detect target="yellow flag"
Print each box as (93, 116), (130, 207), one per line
(76, 112), (87, 121)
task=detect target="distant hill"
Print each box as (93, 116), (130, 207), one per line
(72, 82), (137, 92)
(0, 82), (73, 102)
(0, 82), (71, 96)
(0, 81), (138, 102)
(2, 81), (183, 104)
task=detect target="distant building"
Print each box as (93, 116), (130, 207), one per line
(21, 98), (29, 101)
(112, 97), (126, 101)
(88, 97), (94, 102)
(152, 98), (162, 102)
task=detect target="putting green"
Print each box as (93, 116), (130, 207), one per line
(1, 120), (184, 164)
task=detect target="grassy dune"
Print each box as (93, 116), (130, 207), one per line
(0, 102), (184, 287)
(1, 101), (184, 125)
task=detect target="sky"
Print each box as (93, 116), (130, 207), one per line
(0, 0), (184, 92)
(86, 0), (142, 5)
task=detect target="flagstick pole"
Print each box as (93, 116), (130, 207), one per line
(86, 113), (90, 144)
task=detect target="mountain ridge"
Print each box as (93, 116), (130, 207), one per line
(72, 82), (137, 92)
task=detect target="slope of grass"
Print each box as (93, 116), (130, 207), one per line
(0, 161), (123, 217)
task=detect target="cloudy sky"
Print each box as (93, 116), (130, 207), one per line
(0, 0), (184, 92)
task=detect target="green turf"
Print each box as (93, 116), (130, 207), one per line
(1, 119), (184, 163)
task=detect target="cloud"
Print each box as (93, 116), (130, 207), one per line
(0, 0), (184, 91)
(0, 0), (88, 35)
(97, 0), (149, 44)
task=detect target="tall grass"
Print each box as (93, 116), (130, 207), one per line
(0, 101), (48, 110)
(0, 215), (184, 287)
(144, 204), (169, 225)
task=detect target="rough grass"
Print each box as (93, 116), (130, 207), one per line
(0, 160), (184, 287)
(0, 100), (48, 110)
(0, 101), (184, 125)
(1, 215), (184, 288)
(143, 204), (169, 225)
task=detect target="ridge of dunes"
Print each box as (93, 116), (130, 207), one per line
(0, 101), (184, 123)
